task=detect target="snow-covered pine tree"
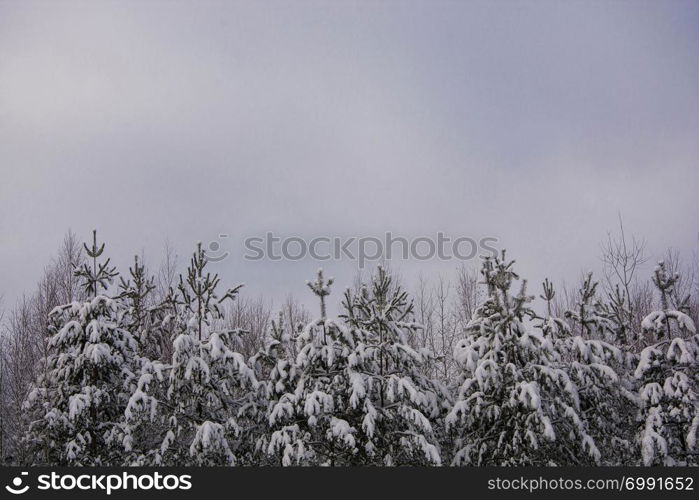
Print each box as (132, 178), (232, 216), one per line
(635, 261), (698, 465)
(23, 231), (137, 465)
(263, 270), (363, 465)
(596, 282), (642, 383)
(242, 312), (299, 465)
(118, 255), (157, 358)
(117, 255), (170, 465)
(341, 265), (443, 466)
(537, 278), (569, 341)
(124, 243), (256, 466)
(446, 251), (599, 465)
(563, 273), (614, 342)
(543, 275), (634, 464)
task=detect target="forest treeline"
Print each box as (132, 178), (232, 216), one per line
(0, 229), (697, 466)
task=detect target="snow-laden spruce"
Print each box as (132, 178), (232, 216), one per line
(245, 312), (300, 465)
(634, 261), (698, 465)
(23, 232), (137, 465)
(118, 255), (165, 360)
(263, 270), (363, 465)
(446, 252), (600, 465)
(341, 266), (445, 465)
(15, 230), (699, 467)
(550, 274), (635, 463)
(257, 267), (444, 466)
(124, 243), (256, 465)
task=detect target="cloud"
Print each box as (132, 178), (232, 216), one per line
(1, 0), (697, 307)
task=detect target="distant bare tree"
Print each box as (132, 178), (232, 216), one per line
(433, 275), (457, 381)
(629, 280), (655, 348)
(3, 296), (38, 462)
(226, 296), (272, 360)
(0, 231), (89, 461)
(414, 275), (434, 350)
(155, 240), (178, 304)
(150, 240), (179, 361)
(454, 264), (481, 330)
(278, 294), (310, 359)
(52, 230), (85, 303)
(600, 214), (648, 344)
(551, 280), (577, 320)
(412, 274), (462, 382)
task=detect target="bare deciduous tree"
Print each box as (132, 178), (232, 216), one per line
(454, 264), (481, 329)
(226, 296), (272, 360)
(601, 214), (648, 346)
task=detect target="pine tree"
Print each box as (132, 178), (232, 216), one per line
(23, 231), (137, 465)
(243, 312), (299, 465)
(635, 261), (698, 465)
(264, 270), (363, 465)
(118, 256), (159, 359)
(446, 252), (599, 465)
(124, 243), (255, 465)
(599, 284), (634, 346)
(537, 278), (569, 341)
(564, 273), (614, 341)
(547, 275), (633, 464)
(120, 267), (175, 465)
(75, 230), (118, 299)
(341, 265), (443, 465)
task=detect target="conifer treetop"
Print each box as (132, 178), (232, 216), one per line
(74, 229), (117, 298)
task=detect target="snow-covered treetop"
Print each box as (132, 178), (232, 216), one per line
(641, 261), (696, 340)
(306, 268), (333, 319)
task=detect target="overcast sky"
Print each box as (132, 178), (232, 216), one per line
(1, 0), (698, 311)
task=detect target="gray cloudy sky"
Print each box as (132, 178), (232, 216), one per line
(1, 0), (698, 309)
